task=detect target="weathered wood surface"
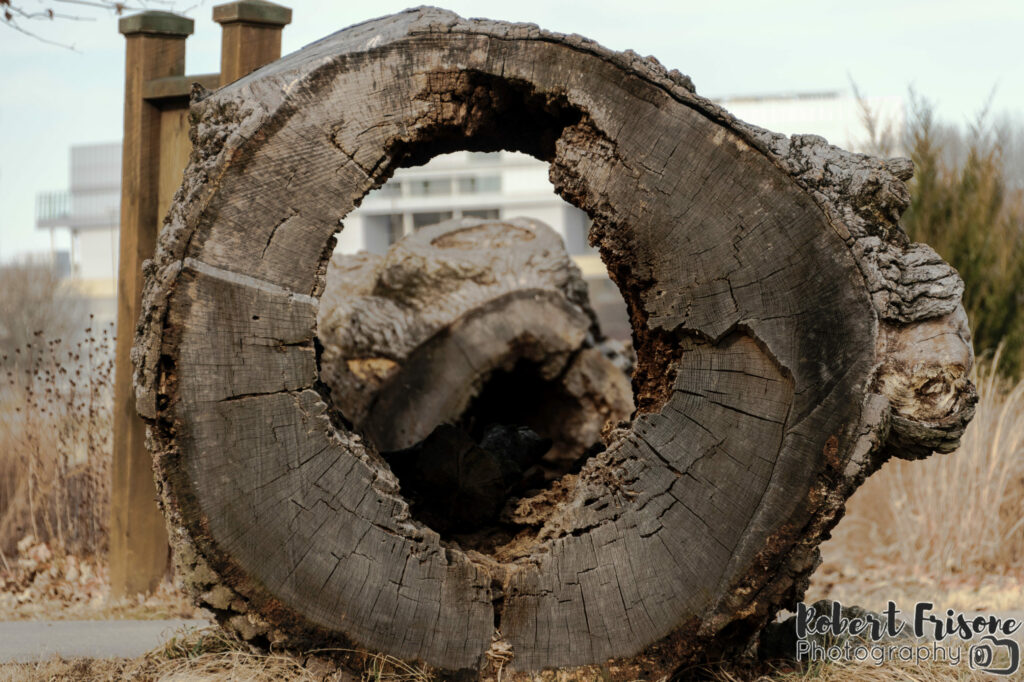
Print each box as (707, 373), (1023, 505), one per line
(134, 8), (976, 679)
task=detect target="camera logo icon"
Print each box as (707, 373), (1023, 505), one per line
(969, 635), (1020, 676)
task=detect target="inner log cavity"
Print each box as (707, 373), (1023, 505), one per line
(316, 217), (635, 557)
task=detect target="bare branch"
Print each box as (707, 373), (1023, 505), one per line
(7, 4), (94, 21)
(1, 0), (183, 46)
(54, 0), (143, 12)
(1, 15), (78, 50)
(849, 75), (899, 156)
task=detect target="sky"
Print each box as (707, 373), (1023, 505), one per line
(1, 0), (1023, 262)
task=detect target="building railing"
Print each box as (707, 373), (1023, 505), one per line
(35, 190), (72, 227)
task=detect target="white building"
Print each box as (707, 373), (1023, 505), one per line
(35, 142), (121, 326)
(717, 91), (904, 154)
(334, 150), (634, 336)
(335, 150), (593, 256)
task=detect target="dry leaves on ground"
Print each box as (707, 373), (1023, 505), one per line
(0, 536), (200, 622)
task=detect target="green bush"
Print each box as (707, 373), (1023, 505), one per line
(897, 94), (1024, 377)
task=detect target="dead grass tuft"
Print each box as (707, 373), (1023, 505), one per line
(0, 319), (114, 560)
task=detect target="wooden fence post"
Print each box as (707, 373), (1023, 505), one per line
(111, 11), (194, 597)
(214, 0), (292, 86)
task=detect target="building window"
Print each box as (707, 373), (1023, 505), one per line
(456, 176), (501, 194)
(364, 213), (404, 253)
(468, 151), (502, 163)
(385, 215), (404, 244)
(408, 178), (451, 196)
(413, 211), (453, 230)
(374, 181), (402, 197)
(462, 208), (500, 220)
(563, 206), (593, 255)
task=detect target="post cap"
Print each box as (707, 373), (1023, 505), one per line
(118, 10), (194, 37)
(213, 0), (292, 27)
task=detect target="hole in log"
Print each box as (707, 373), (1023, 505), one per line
(379, 354), (616, 552)
(318, 153), (636, 557)
(458, 357), (602, 481)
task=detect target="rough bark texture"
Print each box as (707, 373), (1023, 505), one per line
(133, 8), (976, 680)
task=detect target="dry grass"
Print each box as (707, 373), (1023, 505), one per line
(0, 260), (97, 561)
(0, 317), (199, 621)
(0, 320), (113, 560)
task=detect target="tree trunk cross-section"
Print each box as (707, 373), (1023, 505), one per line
(133, 8), (976, 679)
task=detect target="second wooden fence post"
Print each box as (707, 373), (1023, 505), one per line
(214, 0), (292, 86)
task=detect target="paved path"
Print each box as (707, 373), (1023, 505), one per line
(3, 612), (1022, 664)
(0, 619), (211, 662)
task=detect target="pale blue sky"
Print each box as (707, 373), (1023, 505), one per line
(2, 0), (1022, 261)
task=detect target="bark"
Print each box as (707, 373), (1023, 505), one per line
(133, 8), (976, 679)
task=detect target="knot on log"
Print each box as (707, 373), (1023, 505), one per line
(132, 7), (977, 679)
(875, 308), (977, 458)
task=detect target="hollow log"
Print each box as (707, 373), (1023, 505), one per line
(317, 217), (633, 483)
(133, 7), (976, 680)
(317, 216), (633, 548)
